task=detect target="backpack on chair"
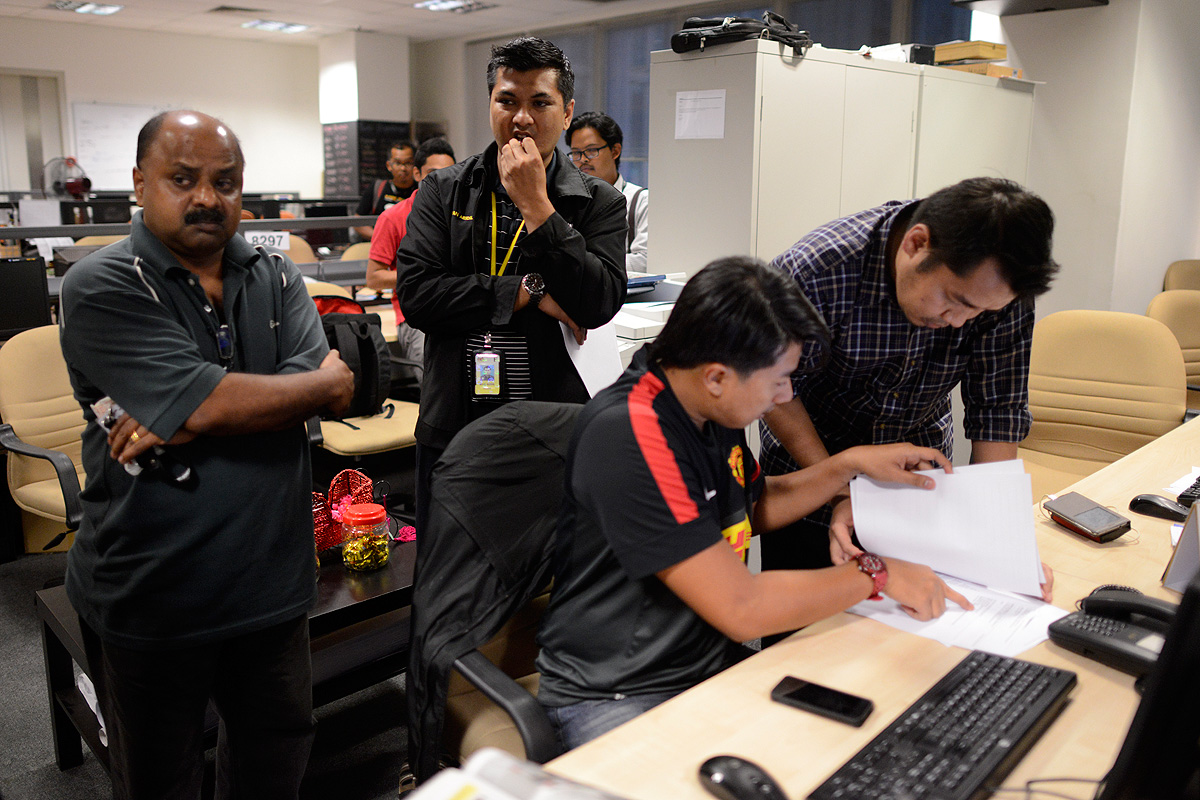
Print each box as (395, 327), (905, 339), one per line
(319, 309), (392, 419)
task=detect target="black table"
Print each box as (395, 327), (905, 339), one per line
(35, 540), (415, 771)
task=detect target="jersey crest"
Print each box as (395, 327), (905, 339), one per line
(728, 445), (745, 488)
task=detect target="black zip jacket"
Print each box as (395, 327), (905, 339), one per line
(395, 143), (627, 448)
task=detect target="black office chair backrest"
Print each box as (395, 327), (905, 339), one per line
(0, 257), (52, 342)
(407, 400), (582, 782)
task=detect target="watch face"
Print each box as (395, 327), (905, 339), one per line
(523, 273), (545, 295)
(858, 553), (885, 574)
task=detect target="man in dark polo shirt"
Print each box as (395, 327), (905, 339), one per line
(395, 37), (626, 537)
(58, 109), (354, 799)
(536, 257), (972, 750)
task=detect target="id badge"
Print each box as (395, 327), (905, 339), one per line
(474, 351), (501, 396)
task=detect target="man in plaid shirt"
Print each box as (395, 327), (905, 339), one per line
(760, 177), (1059, 574)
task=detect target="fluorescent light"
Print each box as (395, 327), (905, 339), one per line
(51, 1), (124, 14)
(241, 19), (309, 33)
(413, 0), (496, 12)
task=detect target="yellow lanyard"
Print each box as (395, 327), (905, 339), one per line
(490, 191), (525, 277)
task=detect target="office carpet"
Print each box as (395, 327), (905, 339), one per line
(0, 552), (410, 800)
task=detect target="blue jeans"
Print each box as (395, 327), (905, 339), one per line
(544, 691), (680, 751)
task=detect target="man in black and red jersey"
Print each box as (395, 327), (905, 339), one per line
(535, 256), (975, 751)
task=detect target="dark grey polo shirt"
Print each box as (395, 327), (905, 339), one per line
(59, 212), (328, 650)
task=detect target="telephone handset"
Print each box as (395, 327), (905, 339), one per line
(1047, 588), (1179, 678)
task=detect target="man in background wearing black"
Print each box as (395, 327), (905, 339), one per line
(355, 139), (417, 240)
(395, 36), (627, 537)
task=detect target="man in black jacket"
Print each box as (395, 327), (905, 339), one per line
(395, 36), (627, 534)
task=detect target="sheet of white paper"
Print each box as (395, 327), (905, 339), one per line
(848, 575), (1068, 657)
(30, 236), (74, 260)
(850, 460), (1043, 596)
(675, 90), (725, 139)
(561, 319), (622, 398)
(1166, 467), (1200, 495)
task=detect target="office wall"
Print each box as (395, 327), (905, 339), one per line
(1111, 0), (1200, 311)
(411, 38), (471, 160)
(1004, 0), (1200, 316)
(0, 17), (323, 197)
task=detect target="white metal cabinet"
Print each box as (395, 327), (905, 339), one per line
(647, 40), (1034, 276)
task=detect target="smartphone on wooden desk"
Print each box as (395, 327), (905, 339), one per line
(770, 676), (874, 727)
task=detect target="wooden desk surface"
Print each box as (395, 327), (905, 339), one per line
(546, 419), (1199, 799)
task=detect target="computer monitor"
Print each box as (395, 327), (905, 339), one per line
(303, 202), (351, 246)
(0, 257), (53, 342)
(1095, 566), (1200, 799)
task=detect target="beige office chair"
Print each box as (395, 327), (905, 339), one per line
(1146, 290), (1200, 409)
(1018, 310), (1187, 500)
(283, 236), (317, 265)
(1163, 259), (1200, 291)
(304, 280), (353, 301)
(74, 234), (127, 247)
(0, 325), (85, 553)
(301, 280), (419, 473)
(340, 242), (372, 261)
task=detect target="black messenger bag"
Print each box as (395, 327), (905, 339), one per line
(671, 10), (813, 57)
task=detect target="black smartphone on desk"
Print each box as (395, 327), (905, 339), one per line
(770, 676), (873, 727)
(1047, 589), (1178, 677)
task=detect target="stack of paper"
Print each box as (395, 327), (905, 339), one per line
(621, 301), (675, 324)
(847, 460), (1062, 654)
(849, 460), (1044, 596)
(612, 310), (665, 340)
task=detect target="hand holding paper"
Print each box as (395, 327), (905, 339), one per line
(849, 460), (1044, 596)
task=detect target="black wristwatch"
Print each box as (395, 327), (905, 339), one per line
(521, 272), (546, 308)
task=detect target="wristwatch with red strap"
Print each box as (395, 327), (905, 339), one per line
(855, 552), (888, 601)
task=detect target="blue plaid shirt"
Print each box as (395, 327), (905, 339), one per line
(760, 200), (1033, 475)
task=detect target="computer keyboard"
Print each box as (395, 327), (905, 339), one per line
(1176, 475), (1200, 508)
(808, 651), (1077, 800)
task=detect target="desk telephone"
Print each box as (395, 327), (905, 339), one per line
(1047, 587), (1178, 678)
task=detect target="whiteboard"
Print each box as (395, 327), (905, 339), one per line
(72, 102), (158, 191)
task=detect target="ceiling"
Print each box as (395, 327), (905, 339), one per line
(0, 0), (706, 44)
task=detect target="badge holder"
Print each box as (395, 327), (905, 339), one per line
(473, 332), (501, 397)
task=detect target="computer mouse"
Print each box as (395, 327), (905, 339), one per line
(699, 755), (789, 800)
(1127, 493), (1188, 522)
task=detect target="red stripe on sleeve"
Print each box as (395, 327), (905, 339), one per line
(627, 372), (699, 525)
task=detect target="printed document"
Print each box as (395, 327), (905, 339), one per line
(561, 319), (622, 398)
(848, 575), (1068, 657)
(850, 460), (1044, 596)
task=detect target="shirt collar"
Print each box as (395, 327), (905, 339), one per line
(859, 200), (919, 307)
(614, 174), (627, 192)
(129, 209), (258, 278)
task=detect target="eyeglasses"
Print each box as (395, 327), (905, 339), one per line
(388, 158), (414, 168)
(567, 144), (611, 164)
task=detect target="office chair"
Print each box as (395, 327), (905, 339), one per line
(1146, 289), (1200, 409)
(407, 401), (582, 784)
(73, 234), (127, 247)
(301, 280), (421, 498)
(282, 236), (317, 265)
(304, 280), (353, 301)
(340, 242), (372, 261)
(1162, 259), (1200, 291)
(1018, 310), (1187, 500)
(0, 325), (85, 553)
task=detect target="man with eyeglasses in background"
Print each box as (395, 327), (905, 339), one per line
(354, 140), (417, 240)
(566, 112), (649, 273)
